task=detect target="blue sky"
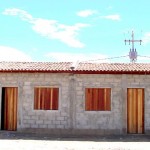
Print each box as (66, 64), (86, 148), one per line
(0, 0), (150, 62)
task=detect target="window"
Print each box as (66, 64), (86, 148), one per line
(34, 87), (59, 110)
(85, 88), (111, 111)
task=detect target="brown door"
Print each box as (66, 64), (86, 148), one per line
(1, 87), (18, 131)
(127, 88), (144, 134)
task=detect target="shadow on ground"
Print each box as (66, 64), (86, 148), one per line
(0, 131), (150, 142)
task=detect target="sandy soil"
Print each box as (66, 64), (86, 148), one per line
(0, 132), (150, 150)
(0, 140), (150, 150)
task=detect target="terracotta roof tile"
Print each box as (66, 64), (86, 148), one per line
(76, 63), (150, 72)
(0, 62), (72, 72)
(0, 61), (150, 74)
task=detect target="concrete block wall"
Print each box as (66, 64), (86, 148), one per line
(0, 73), (71, 131)
(74, 74), (123, 134)
(71, 74), (150, 134)
(0, 73), (150, 134)
(125, 74), (150, 133)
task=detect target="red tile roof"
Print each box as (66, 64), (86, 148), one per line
(76, 63), (150, 72)
(0, 61), (150, 74)
(0, 62), (72, 72)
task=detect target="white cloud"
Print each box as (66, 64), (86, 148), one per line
(3, 8), (89, 48)
(3, 8), (34, 23)
(142, 32), (150, 45)
(77, 9), (97, 17)
(46, 52), (108, 62)
(0, 46), (32, 61)
(101, 14), (120, 21)
(32, 20), (89, 48)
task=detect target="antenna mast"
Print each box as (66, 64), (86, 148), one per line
(124, 31), (142, 62)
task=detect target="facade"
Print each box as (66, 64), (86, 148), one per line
(0, 62), (150, 135)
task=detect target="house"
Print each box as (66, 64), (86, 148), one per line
(0, 61), (150, 135)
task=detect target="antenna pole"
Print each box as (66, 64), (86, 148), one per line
(132, 31), (134, 50)
(124, 31), (142, 62)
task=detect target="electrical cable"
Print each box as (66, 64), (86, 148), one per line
(138, 55), (150, 59)
(81, 55), (129, 63)
(80, 55), (150, 63)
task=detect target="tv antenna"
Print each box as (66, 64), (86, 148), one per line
(124, 31), (142, 62)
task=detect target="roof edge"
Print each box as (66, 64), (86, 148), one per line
(0, 70), (150, 74)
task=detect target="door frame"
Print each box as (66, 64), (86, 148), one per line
(0, 87), (18, 131)
(127, 88), (145, 134)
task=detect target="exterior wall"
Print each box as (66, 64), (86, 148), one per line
(74, 74), (123, 134)
(125, 74), (150, 134)
(0, 73), (150, 135)
(0, 73), (71, 133)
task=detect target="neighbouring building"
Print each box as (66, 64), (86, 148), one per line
(0, 61), (150, 135)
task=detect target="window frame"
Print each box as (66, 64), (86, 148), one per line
(34, 86), (59, 110)
(85, 88), (111, 111)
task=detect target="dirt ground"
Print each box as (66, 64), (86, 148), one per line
(0, 132), (150, 150)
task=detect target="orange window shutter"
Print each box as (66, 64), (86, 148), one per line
(50, 88), (53, 110)
(98, 89), (104, 110)
(91, 89), (94, 110)
(85, 88), (111, 111)
(34, 88), (38, 109)
(35, 87), (42, 110)
(34, 87), (46, 110)
(34, 87), (59, 110)
(105, 88), (111, 111)
(41, 88), (46, 109)
(85, 88), (88, 110)
(94, 88), (98, 111)
(44, 88), (51, 110)
(37, 88), (41, 109)
(89, 89), (93, 110)
(85, 88), (92, 111)
(53, 88), (59, 110)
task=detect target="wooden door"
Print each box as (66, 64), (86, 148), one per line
(127, 88), (144, 134)
(1, 87), (18, 131)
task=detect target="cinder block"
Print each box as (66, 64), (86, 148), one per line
(54, 120), (61, 125)
(56, 125), (65, 129)
(27, 119), (35, 124)
(48, 124), (55, 128)
(60, 120), (67, 125)
(24, 82), (31, 86)
(36, 120), (44, 124)
(23, 124), (31, 128)
(56, 116), (65, 121)
(61, 112), (69, 117)
(31, 124), (38, 128)
(39, 124), (48, 128)
(23, 116), (30, 120)
(44, 120), (52, 124)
